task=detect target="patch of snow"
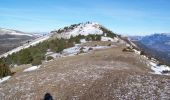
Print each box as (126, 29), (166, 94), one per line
(151, 58), (157, 62)
(150, 62), (157, 67)
(23, 66), (40, 72)
(45, 51), (54, 55)
(45, 50), (62, 59)
(46, 51), (61, 59)
(62, 44), (80, 56)
(150, 61), (170, 75)
(92, 46), (111, 50)
(81, 47), (90, 52)
(141, 55), (148, 59)
(50, 53), (61, 58)
(82, 45), (115, 52)
(0, 76), (11, 83)
(10, 64), (18, 68)
(52, 22), (103, 39)
(80, 39), (87, 43)
(126, 43), (130, 47)
(69, 22), (103, 37)
(101, 36), (114, 42)
(133, 49), (141, 55)
(47, 44), (115, 58)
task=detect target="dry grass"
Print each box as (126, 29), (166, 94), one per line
(0, 42), (169, 100)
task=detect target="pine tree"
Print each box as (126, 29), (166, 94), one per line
(18, 49), (33, 64)
(0, 63), (11, 78)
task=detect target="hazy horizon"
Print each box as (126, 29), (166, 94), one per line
(1, 0), (170, 36)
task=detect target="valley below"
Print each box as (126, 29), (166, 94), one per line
(0, 28), (37, 55)
(130, 33), (170, 66)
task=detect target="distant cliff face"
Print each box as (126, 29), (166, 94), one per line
(0, 28), (35, 54)
(131, 33), (170, 65)
(140, 33), (170, 52)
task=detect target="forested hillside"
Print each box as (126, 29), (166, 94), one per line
(0, 25), (116, 78)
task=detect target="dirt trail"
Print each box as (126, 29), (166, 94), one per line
(0, 43), (170, 100)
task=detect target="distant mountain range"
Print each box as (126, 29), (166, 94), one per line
(0, 28), (35, 36)
(0, 28), (37, 54)
(130, 33), (170, 65)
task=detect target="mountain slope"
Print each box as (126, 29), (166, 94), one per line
(0, 22), (118, 58)
(1, 37), (170, 100)
(0, 28), (34, 36)
(0, 22), (170, 99)
(140, 33), (170, 52)
(0, 28), (37, 54)
(131, 33), (170, 65)
(0, 22), (120, 65)
(51, 22), (116, 39)
(0, 35), (50, 58)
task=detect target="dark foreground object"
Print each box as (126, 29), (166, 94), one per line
(44, 93), (54, 100)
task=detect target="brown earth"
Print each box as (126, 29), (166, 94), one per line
(0, 42), (170, 100)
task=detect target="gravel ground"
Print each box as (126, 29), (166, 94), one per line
(0, 42), (169, 100)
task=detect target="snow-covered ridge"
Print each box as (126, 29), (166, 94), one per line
(0, 28), (33, 37)
(51, 22), (104, 39)
(0, 35), (50, 58)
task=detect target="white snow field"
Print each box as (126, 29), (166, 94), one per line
(66, 22), (103, 38)
(101, 36), (118, 42)
(52, 22), (104, 39)
(150, 61), (170, 75)
(62, 44), (81, 56)
(0, 28), (33, 36)
(23, 66), (40, 72)
(0, 76), (11, 84)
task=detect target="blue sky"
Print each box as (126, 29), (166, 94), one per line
(0, 0), (170, 36)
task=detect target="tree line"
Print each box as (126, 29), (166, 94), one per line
(0, 27), (116, 78)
